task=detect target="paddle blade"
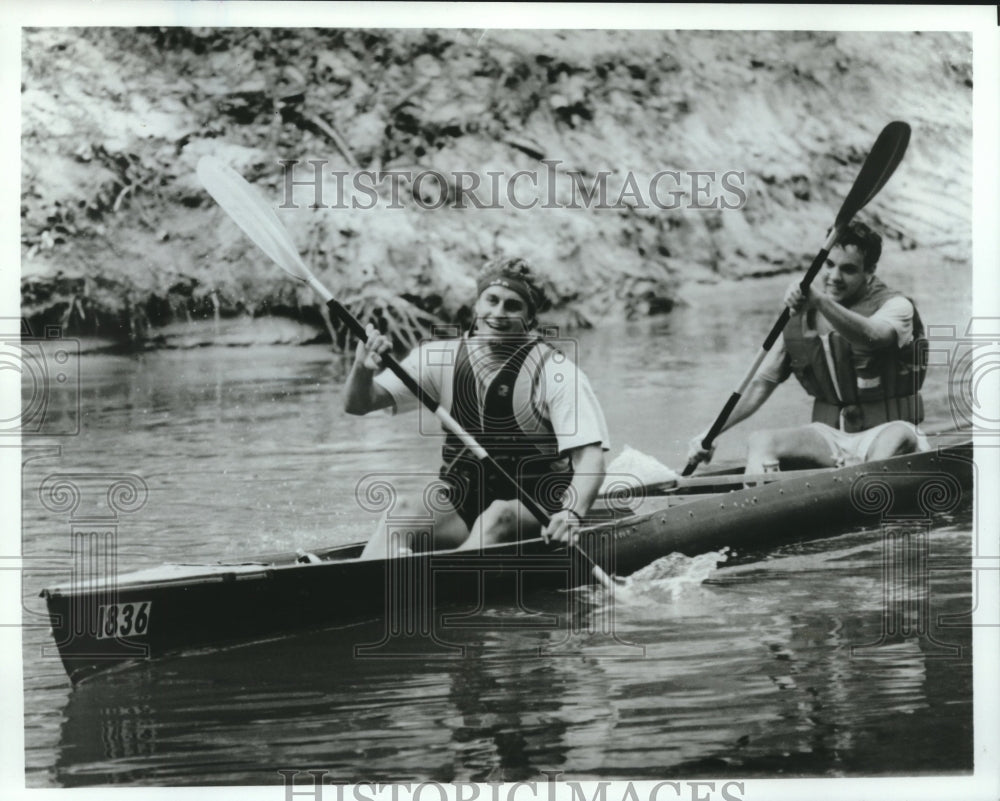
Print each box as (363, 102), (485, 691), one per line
(834, 121), (911, 229)
(196, 156), (314, 284)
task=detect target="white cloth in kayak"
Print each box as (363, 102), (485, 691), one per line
(373, 334), (611, 455)
(808, 420), (930, 468)
(599, 445), (679, 493)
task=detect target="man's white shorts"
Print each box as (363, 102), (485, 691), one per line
(808, 421), (931, 468)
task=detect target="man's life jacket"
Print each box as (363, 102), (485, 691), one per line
(783, 277), (928, 433)
(441, 336), (571, 501)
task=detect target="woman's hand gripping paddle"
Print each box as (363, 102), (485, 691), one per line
(683, 121), (912, 476)
(196, 156), (620, 588)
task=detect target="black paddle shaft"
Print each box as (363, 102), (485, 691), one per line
(328, 299), (440, 413)
(326, 298), (554, 527)
(689, 245), (831, 469)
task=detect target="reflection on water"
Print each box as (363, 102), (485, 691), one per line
(22, 273), (974, 785)
(42, 522), (973, 786)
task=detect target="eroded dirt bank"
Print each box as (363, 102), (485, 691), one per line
(20, 29), (971, 350)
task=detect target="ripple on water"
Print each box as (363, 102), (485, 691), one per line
(23, 298), (976, 784)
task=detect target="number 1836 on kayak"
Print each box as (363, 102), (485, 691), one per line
(95, 602), (152, 640)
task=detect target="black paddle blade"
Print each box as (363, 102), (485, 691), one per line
(834, 121), (911, 229)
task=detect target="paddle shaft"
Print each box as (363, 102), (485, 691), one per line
(330, 298), (498, 463)
(685, 227), (839, 474)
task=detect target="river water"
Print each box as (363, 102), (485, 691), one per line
(19, 269), (977, 786)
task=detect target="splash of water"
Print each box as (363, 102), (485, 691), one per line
(576, 548), (730, 608)
(623, 548), (730, 601)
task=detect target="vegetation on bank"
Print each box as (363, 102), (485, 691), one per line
(20, 28), (971, 350)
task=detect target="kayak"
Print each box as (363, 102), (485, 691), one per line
(41, 437), (973, 683)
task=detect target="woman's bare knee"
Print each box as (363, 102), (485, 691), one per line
(455, 501), (525, 551)
(867, 425), (918, 460)
(481, 501), (520, 541)
(747, 426), (837, 472)
(362, 495), (466, 558)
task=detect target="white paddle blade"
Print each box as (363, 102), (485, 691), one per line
(196, 156), (314, 284)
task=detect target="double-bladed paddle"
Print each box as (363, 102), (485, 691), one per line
(683, 121), (912, 476)
(196, 156), (620, 588)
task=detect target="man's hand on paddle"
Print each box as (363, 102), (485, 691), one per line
(542, 509), (582, 545)
(355, 323), (392, 371)
(687, 430), (717, 468)
(783, 281), (827, 316)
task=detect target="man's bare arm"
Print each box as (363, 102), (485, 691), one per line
(811, 291), (898, 348)
(544, 443), (606, 543)
(785, 282), (899, 349)
(344, 325), (395, 415)
(687, 377), (779, 466)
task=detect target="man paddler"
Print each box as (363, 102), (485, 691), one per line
(688, 220), (929, 473)
(345, 257), (610, 559)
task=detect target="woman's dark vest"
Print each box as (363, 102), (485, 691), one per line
(783, 277), (927, 432)
(441, 337), (571, 501)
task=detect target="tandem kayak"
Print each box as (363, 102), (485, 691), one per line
(41, 437), (974, 683)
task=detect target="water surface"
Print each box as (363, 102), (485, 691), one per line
(21, 270), (975, 785)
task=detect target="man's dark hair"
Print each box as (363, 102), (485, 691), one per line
(839, 220), (882, 270)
